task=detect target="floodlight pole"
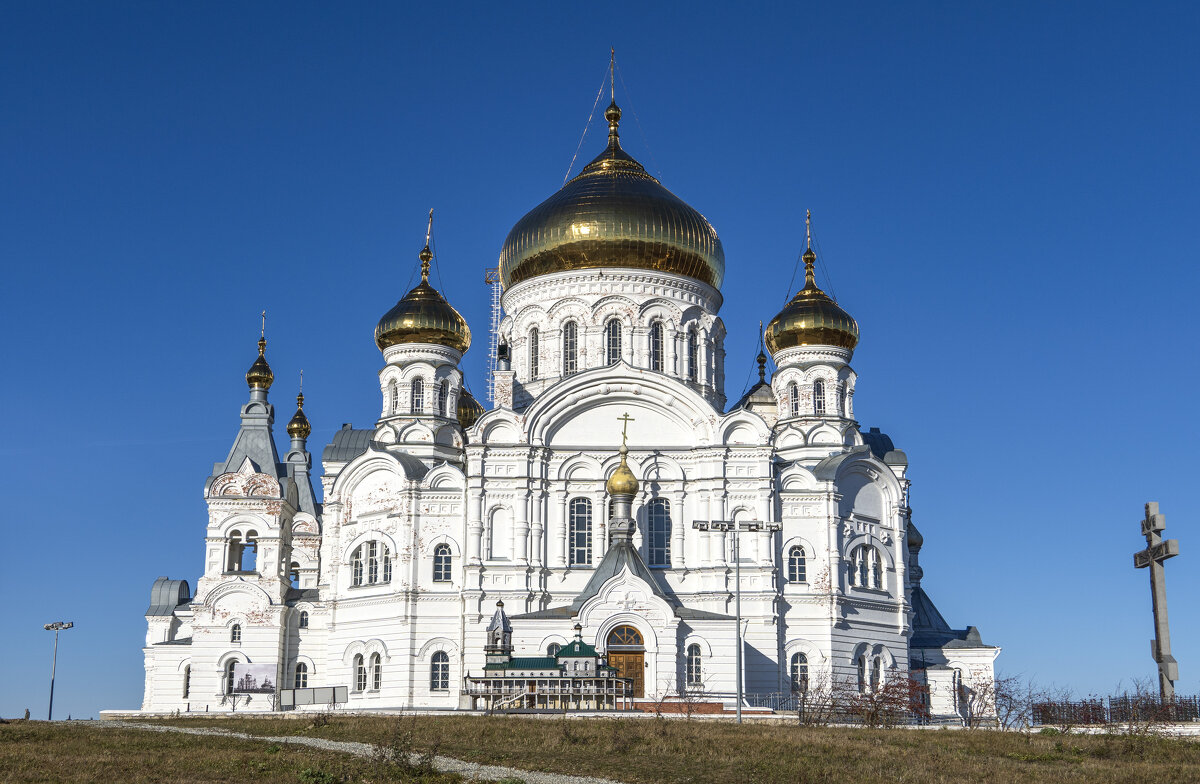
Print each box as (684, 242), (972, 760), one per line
(44, 621), (73, 721)
(693, 520), (780, 724)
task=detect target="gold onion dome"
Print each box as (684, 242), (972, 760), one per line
(245, 337), (274, 390)
(498, 99), (724, 290)
(456, 388), (485, 429)
(375, 245), (471, 353)
(606, 445), (640, 496)
(287, 392), (311, 439)
(764, 219), (859, 353)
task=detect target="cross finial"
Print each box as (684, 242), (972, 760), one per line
(610, 47), (615, 102)
(419, 209), (434, 281)
(260, 310), (267, 339)
(299, 369), (303, 394)
(805, 209), (812, 250)
(617, 412), (634, 447)
(802, 210), (817, 290)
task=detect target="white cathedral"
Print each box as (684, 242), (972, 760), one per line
(137, 96), (998, 720)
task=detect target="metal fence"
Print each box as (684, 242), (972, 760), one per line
(1033, 695), (1200, 726)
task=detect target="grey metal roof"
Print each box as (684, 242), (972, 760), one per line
(285, 587), (321, 603)
(732, 380), (775, 412)
(389, 449), (430, 480)
(487, 602), (513, 632)
(513, 542), (731, 622)
(146, 577), (190, 616)
(322, 426), (375, 463)
(154, 636), (193, 646)
(861, 427), (894, 460)
(910, 586), (988, 649)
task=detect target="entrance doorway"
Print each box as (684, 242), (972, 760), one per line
(606, 625), (645, 698)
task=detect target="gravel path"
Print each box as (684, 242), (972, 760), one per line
(98, 720), (628, 784)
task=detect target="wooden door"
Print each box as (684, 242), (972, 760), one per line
(609, 652), (644, 698)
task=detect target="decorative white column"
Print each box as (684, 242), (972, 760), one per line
(467, 489), (483, 564)
(671, 490), (686, 569)
(553, 492), (568, 568)
(514, 492), (530, 566)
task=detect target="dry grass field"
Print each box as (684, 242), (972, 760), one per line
(151, 714), (1200, 784)
(0, 720), (461, 784)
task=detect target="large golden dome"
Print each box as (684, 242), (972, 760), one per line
(498, 100), (724, 290)
(376, 245), (471, 353)
(764, 227), (859, 353)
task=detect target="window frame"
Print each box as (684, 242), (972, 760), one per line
(410, 378), (424, 414)
(430, 651), (450, 692)
(685, 643), (703, 687)
(562, 321), (578, 376)
(790, 652), (809, 694)
(813, 379), (826, 415)
(354, 654), (366, 692)
(568, 497), (593, 567)
(529, 327), (539, 379)
(298, 610), (309, 629)
(686, 327), (698, 382)
(649, 321), (665, 372)
(433, 543), (452, 582)
(605, 319), (622, 366)
(789, 382), (799, 416)
(787, 545), (807, 583)
(437, 379), (448, 417)
(230, 623), (242, 644)
(294, 662), (308, 689)
(370, 653), (382, 691)
(647, 498), (671, 567)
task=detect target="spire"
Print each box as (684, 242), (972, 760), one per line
(803, 209), (817, 290)
(245, 312), (274, 391)
(420, 209), (434, 282)
(756, 321), (767, 383)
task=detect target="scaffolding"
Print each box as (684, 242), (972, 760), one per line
(484, 267), (502, 404)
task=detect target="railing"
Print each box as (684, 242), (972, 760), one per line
(1034, 695), (1200, 726)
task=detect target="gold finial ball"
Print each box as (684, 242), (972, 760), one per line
(419, 245), (433, 263)
(604, 100), (621, 124)
(245, 339), (274, 390)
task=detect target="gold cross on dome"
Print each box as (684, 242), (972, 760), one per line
(617, 412), (634, 447)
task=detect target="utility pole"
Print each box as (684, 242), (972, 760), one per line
(692, 519), (780, 723)
(43, 621), (73, 721)
(1134, 502), (1179, 700)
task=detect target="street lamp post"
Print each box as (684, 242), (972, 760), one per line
(43, 621), (74, 721)
(692, 519), (780, 723)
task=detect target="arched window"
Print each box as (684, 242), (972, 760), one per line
(298, 610), (309, 630)
(354, 654), (366, 692)
(182, 665), (191, 698)
(686, 327), (698, 382)
(433, 543), (452, 582)
(649, 321), (664, 372)
(787, 546), (806, 583)
(288, 561), (300, 587)
(294, 662), (308, 689)
(857, 654), (868, 694)
(529, 328), (539, 379)
(813, 379), (826, 415)
(382, 546), (392, 583)
(371, 653), (382, 690)
(568, 498), (592, 567)
(388, 380), (398, 415)
(410, 378), (424, 414)
(790, 652), (809, 693)
(605, 319), (622, 365)
(870, 656), (882, 692)
(647, 498), (671, 567)
(437, 380), (448, 417)
(224, 660), (236, 694)
(789, 383), (799, 416)
(685, 643), (702, 687)
(562, 321), (578, 376)
(547, 643), (561, 656)
(351, 545), (363, 587)
(227, 529), (258, 572)
(367, 542), (379, 584)
(230, 623), (241, 644)
(849, 546), (882, 589)
(430, 651), (449, 691)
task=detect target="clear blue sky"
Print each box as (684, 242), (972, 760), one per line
(2, 2), (1197, 719)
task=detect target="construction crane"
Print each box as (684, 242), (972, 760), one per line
(484, 267), (502, 405)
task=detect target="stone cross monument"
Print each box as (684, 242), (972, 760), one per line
(1133, 502), (1180, 700)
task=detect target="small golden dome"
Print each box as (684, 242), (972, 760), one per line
(498, 99), (724, 290)
(375, 245), (472, 353)
(606, 445), (639, 496)
(456, 388), (485, 430)
(287, 392), (311, 439)
(245, 337), (274, 390)
(764, 216), (858, 353)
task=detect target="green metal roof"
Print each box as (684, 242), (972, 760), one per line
(555, 639), (600, 659)
(484, 656), (560, 671)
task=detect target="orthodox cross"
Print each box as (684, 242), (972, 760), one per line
(260, 310), (266, 338)
(1134, 502), (1180, 699)
(617, 412), (634, 447)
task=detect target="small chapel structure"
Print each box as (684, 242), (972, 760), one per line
(134, 87), (999, 722)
